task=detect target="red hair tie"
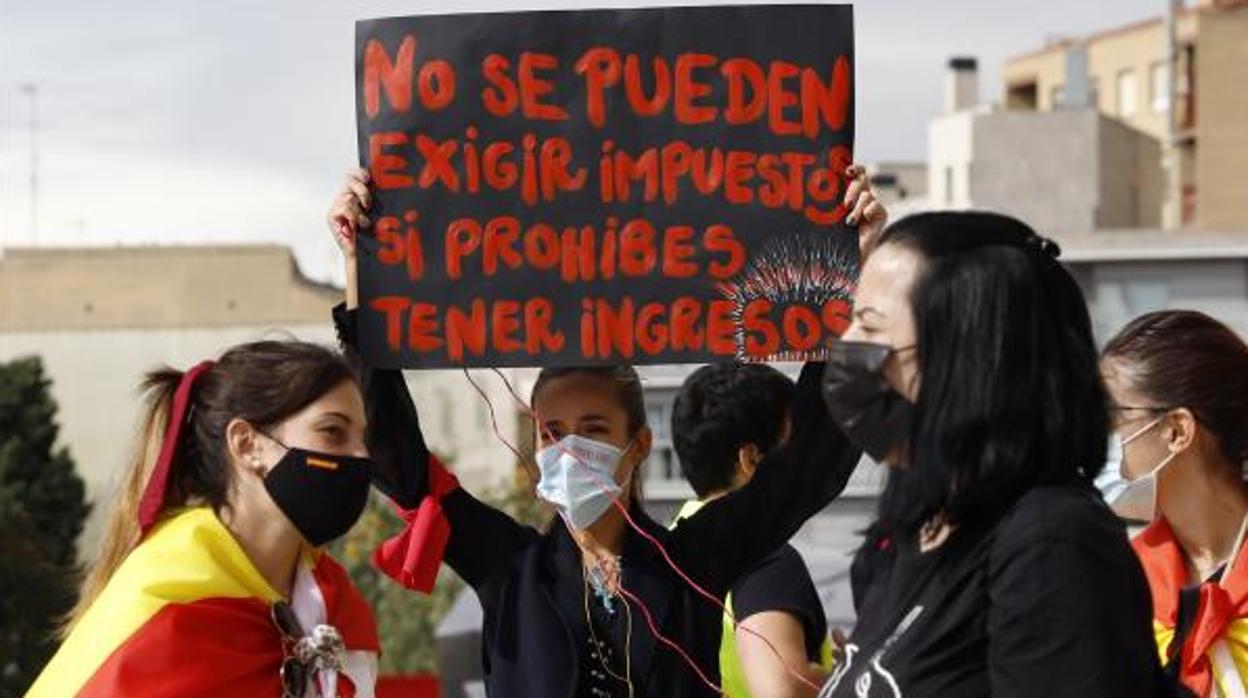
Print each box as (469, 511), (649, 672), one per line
(137, 361), (216, 534)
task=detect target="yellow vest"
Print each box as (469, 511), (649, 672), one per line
(672, 499), (835, 697)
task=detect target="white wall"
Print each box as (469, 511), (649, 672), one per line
(969, 110), (1102, 234)
(399, 368), (537, 492)
(1082, 259), (1248, 342)
(0, 324), (335, 553)
(927, 111), (976, 209)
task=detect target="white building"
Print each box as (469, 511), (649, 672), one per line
(927, 57), (1165, 235)
(0, 246), (341, 548)
(0, 244), (533, 551)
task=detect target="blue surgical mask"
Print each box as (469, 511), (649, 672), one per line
(535, 434), (630, 530)
(1098, 416), (1176, 522)
(1095, 434), (1130, 504)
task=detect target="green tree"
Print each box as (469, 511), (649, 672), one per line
(0, 357), (90, 696)
(332, 492), (464, 674)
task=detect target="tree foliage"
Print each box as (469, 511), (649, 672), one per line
(0, 357), (90, 696)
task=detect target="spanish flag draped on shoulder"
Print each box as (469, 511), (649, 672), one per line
(1135, 518), (1248, 698)
(26, 507), (380, 697)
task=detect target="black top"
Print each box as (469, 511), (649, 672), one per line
(580, 574), (634, 697)
(333, 305), (863, 698)
(818, 485), (1167, 698)
(732, 544), (828, 662)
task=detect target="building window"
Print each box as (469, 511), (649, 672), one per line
(1116, 68), (1138, 117)
(1151, 61), (1169, 113)
(944, 167), (954, 206)
(1007, 81), (1038, 110)
(1093, 276), (1171, 342)
(643, 388), (682, 484)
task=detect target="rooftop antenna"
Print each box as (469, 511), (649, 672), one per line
(19, 83), (39, 246)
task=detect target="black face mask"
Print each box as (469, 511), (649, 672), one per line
(822, 340), (915, 462)
(260, 433), (372, 547)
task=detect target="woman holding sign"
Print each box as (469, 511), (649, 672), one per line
(27, 341), (380, 698)
(816, 211), (1167, 698)
(327, 167), (882, 697)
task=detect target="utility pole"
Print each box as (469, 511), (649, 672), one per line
(1163, 0), (1184, 230)
(19, 83), (38, 245)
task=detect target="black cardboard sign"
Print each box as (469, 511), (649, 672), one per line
(355, 5), (857, 368)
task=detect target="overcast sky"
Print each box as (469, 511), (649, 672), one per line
(0, 0), (1158, 283)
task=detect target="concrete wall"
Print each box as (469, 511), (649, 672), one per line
(999, 4), (1248, 232)
(398, 368), (537, 491)
(1002, 14), (1196, 140)
(1085, 19), (1172, 137)
(0, 244), (362, 553)
(927, 109), (1165, 235)
(867, 161), (928, 206)
(1077, 258), (1248, 342)
(927, 112), (975, 209)
(0, 244), (711, 554)
(1194, 7), (1248, 230)
(1003, 47), (1066, 111)
(0, 324), (335, 552)
(967, 109), (1102, 234)
(1098, 118), (1165, 229)
(0, 246), (338, 331)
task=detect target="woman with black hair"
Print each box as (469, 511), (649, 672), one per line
(1100, 311), (1248, 697)
(817, 211), (1166, 697)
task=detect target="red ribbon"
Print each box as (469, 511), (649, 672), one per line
(137, 361), (216, 535)
(1134, 518), (1248, 696)
(372, 455), (461, 593)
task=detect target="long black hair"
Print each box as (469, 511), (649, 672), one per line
(874, 211), (1108, 538)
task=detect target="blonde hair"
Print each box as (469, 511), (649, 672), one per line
(62, 370), (179, 637)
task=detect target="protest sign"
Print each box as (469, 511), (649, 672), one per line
(355, 5), (857, 368)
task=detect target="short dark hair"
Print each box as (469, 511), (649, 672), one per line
(1102, 310), (1248, 469)
(875, 211), (1108, 537)
(671, 362), (795, 497)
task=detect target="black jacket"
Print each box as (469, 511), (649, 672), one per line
(334, 305), (862, 697)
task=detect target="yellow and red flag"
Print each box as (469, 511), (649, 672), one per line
(1136, 518), (1248, 698)
(27, 507), (379, 697)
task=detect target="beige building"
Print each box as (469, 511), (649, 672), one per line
(0, 245), (530, 551)
(0, 246), (336, 547)
(927, 105), (1164, 235)
(1003, 0), (1248, 230)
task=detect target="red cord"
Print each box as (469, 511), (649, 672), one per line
(483, 368), (823, 693)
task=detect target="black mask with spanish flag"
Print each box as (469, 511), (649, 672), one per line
(260, 432), (372, 547)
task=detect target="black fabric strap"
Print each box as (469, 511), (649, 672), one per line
(1164, 579), (1212, 677)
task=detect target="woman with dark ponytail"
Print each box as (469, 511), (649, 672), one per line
(28, 341), (381, 698)
(1101, 311), (1248, 696)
